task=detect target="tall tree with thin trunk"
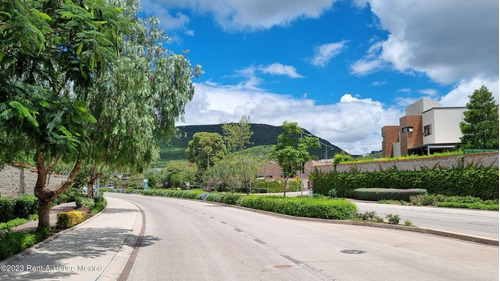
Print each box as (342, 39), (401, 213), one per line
(270, 121), (320, 197)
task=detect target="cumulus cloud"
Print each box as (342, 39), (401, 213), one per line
(311, 41), (349, 67)
(178, 81), (402, 155)
(260, 63), (304, 78)
(439, 78), (500, 107)
(141, 0), (337, 31)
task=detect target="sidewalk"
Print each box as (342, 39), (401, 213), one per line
(0, 197), (142, 281)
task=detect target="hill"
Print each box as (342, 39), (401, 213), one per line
(157, 123), (342, 166)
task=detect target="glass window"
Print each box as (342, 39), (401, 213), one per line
(424, 125), (432, 136)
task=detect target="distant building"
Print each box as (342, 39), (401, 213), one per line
(382, 98), (466, 157)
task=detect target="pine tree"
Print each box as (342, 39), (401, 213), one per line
(458, 86), (499, 150)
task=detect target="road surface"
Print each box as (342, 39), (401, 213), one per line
(353, 201), (499, 240)
(106, 193), (498, 281)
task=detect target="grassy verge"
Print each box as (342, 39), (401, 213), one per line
(0, 227), (51, 260)
(0, 214), (38, 231)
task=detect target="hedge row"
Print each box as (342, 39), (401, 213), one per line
(107, 189), (357, 220)
(310, 167), (499, 200)
(0, 195), (39, 223)
(351, 188), (428, 201)
(237, 196), (357, 220)
(56, 210), (87, 229)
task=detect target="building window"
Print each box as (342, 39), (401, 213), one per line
(402, 126), (414, 133)
(424, 125), (432, 136)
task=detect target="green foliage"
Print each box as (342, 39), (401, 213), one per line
(13, 195), (39, 219)
(352, 188), (427, 202)
(328, 189), (337, 198)
(90, 198), (107, 215)
(0, 197), (15, 223)
(158, 123), (339, 163)
(186, 132), (227, 170)
(458, 86), (499, 150)
(75, 197), (95, 209)
(0, 215), (37, 231)
(222, 115), (253, 152)
(385, 214), (401, 225)
(0, 227), (51, 260)
(310, 167), (499, 200)
(56, 210), (87, 229)
(333, 151), (353, 171)
(236, 196), (357, 220)
(410, 194), (498, 210)
(269, 121), (320, 196)
(404, 220), (413, 227)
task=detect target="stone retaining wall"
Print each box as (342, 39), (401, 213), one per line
(0, 165), (67, 198)
(312, 152), (499, 174)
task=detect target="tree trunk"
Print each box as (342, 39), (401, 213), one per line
(283, 179), (288, 198)
(87, 180), (94, 198)
(37, 200), (51, 228)
(33, 148), (81, 229)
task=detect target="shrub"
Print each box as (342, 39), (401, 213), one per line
(386, 214), (401, 225)
(13, 195), (38, 220)
(90, 199), (107, 215)
(328, 189), (337, 198)
(75, 197), (95, 209)
(352, 188), (427, 201)
(0, 197), (15, 223)
(56, 210), (87, 229)
(236, 196), (357, 220)
(0, 227), (51, 260)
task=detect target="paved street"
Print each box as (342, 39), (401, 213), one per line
(354, 201), (499, 240)
(110, 193), (498, 281)
(1, 193), (498, 281)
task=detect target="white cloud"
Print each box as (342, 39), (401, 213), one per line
(439, 78), (499, 107)
(142, 0), (337, 31)
(418, 89), (438, 97)
(353, 0), (498, 85)
(178, 81), (402, 155)
(311, 41), (348, 67)
(260, 63), (304, 78)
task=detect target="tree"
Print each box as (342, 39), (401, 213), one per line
(186, 132), (227, 170)
(204, 153), (262, 194)
(0, 0), (132, 228)
(269, 122), (320, 197)
(222, 115), (253, 152)
(0, 0), (200, 228)
(458, 86), (499, 150)
(82, 9), (200, 197)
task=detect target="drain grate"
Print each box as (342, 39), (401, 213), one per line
(341, 250), (366, 255)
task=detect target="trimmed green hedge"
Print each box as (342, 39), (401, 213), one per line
(108, 188), (357, 220)
(310, 167), (499, 200)
(352, 188), (427, 201)
(75, 197), (95, 209)
(236, 196), (357, 220)
(0, 195), (39, 223)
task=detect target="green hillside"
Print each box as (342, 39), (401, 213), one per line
(157, 123), (342, 166)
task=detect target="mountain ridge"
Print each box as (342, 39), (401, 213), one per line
(158, 123), (343, 164)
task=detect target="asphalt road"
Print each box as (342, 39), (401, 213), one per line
(354, 201), (499, 240)
(107, 193), (498, 281)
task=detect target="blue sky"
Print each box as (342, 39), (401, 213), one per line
(140, 0), (499, 155)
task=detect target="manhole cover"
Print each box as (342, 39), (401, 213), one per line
(341, 250), (366, 255)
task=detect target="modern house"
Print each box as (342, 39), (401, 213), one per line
(382, 98), (466, 157)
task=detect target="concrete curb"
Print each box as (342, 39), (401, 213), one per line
(1, 199), (110, 263)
